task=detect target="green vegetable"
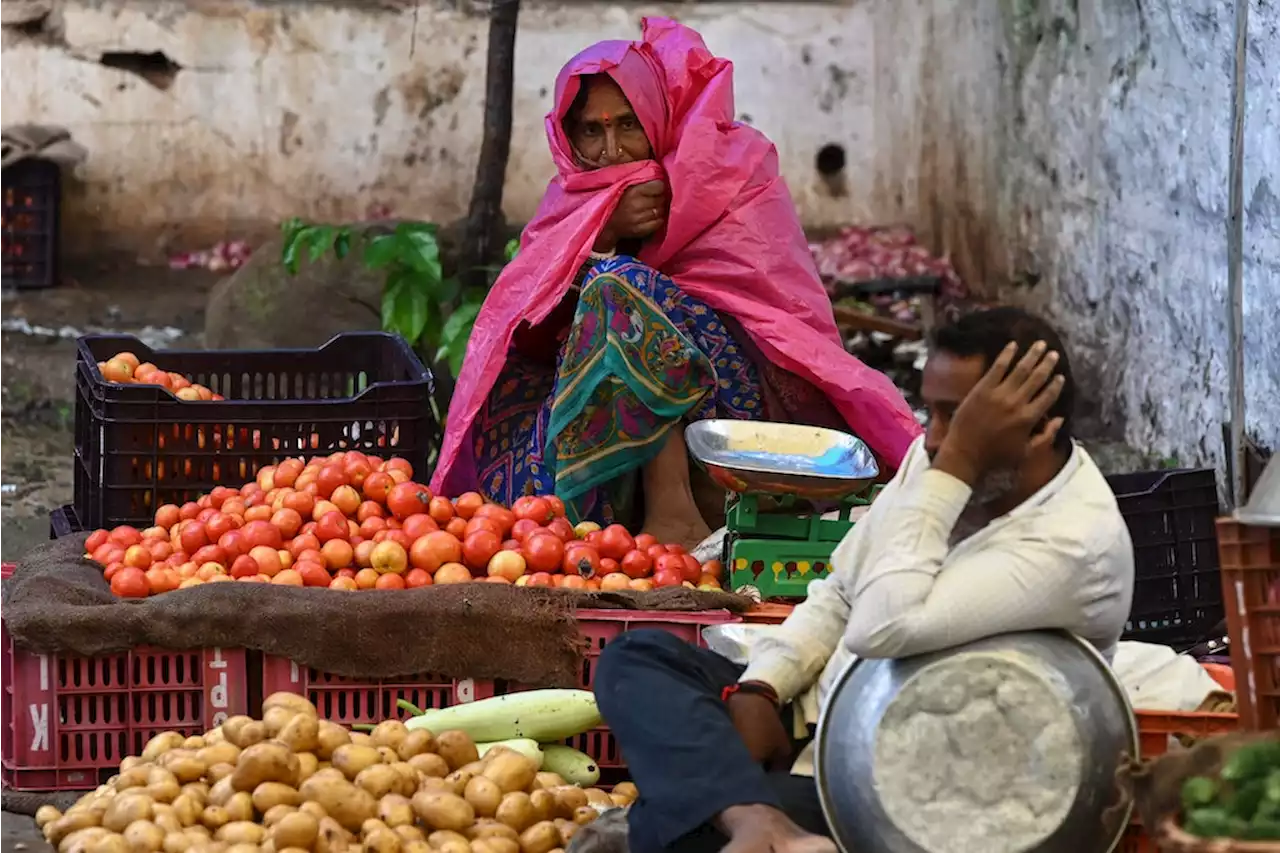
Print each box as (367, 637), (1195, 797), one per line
(1222, 741), (1280, 784)
(1183, 777), (1219, 810)
(539, 744), (600, 786)
(477, 739), (545, 768)
(404, 689), (602, 742)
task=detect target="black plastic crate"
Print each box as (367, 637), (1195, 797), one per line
(1106, 468), (1223, 649)
(1, 159), (61, 290)
(74, 332), (436, 530)
(50, 504), (82, 539)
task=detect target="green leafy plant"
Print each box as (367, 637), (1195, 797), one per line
(280, 220), (518, 378)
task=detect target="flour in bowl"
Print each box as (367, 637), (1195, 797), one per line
(871, 653), (1084, 852)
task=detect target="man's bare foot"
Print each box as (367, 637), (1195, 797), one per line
(717, 805), (836, 853)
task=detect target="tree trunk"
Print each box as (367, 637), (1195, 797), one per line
(457, 0), (520, 287)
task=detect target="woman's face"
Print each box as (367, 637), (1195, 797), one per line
(565, 76), (653, 168)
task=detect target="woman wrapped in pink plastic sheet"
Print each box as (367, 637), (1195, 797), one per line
(431, 18), (921, 547)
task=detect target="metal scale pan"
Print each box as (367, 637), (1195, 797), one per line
(685, 420), (880, 501)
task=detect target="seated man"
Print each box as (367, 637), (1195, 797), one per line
(586, 307), (1136, 853)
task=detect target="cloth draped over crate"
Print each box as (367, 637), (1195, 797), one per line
(1, 124), (87, 170)
(2, 535), (750, 683)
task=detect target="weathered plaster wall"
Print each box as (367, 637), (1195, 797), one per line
(3, 0), (1276, 467)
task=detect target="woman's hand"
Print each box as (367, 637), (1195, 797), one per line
(594, 180), (668, 252)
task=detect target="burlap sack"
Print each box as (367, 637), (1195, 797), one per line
(1, 535), (750, 684)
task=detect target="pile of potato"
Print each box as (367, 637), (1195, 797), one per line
(36, 693), (637, 853)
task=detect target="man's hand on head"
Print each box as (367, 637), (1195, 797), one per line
(931, 340), (1066, 486)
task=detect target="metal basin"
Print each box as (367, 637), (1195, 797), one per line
(684, 420), (879, 500)
(814, 631), (1137, 853)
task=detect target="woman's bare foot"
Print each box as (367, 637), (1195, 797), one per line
(642, 425), (713, 550)
(717, 805), (837, 853)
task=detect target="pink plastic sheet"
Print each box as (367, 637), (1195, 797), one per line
(432, 17), (921, 496)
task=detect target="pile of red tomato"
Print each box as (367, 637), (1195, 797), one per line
(82, 451), (725, 598)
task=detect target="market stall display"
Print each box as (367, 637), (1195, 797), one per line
(76, 452), (723, 596)
(32, 691), (633, 853)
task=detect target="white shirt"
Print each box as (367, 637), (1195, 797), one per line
(738, 436), (1135, 775)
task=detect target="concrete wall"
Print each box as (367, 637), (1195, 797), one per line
(3, 0), (1276, 468)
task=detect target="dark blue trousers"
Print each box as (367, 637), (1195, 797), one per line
(594, 629), (831, 853)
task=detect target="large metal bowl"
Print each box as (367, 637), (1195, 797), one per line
(684, 420), (879, 500)
(814, 631), (1137, 853)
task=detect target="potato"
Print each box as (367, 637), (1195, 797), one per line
(170, 794), (201, 828)
(470, 840), (520, 853)
(141, 732), (186, 763)
(374, 746), (398, 765)
(483, 751), (538, 795)
(222, 792), (253, 823)
(153, 811), (183, 836)
(205, 764), (235, 784)
(550, 787), (588, 816)
(315, 721), (351, 760)
(442, 769), (475, 797)
(407, 753), (449, 779)
(609, 793), (631, 808)
(262, 805), (296, 826)
(37, 804), (63, 828)
(314, 817), (351, 853)
(582, 788), (612, 808)
(121, 820), (164, 853)
(199, 806), (229, 831)
(461, 760), (489, 776)
(466, 821), (519, 842)
(224, 845), (258, 853)
(518, 822), (561, 853)
(419, 777), (453, 795)
(308, 767), (346, 784)
(298, 775), (378, 832)
(86, 832), (129, 853)
(362, 818), (391, 836)
(253, 781), (301, 812)
(387, 762), (419, 796)
(143, 770), (180, 804)
(203, 727), (225, 744)
(332, 744), (383, 781)
(271, 811), (319, 849)
(370, 720), (409, 750)
(411, 791), (474, 832)
(214, 822), (265, 845)
(465, 776), (503, 818)
(376, 794), (415, 829)
(363, 827), (402, 853)
(220, 717), (266, 749)
(55, 826), (107, 853)
(114, 766), (152, 792)
(160, 831), (192, 853)
(103, 794), (154, 834)
(434, 731), (480, 771)
(155, 752), (202, 784)
(394, 730), (434, 760)
(263, 692), (319, 718)
(299, 801), (328, 820)
(278, 713), (321, 753)
(611, 782), (638, 801)
(294, 752), (319, 782)
(349, 732), (374, 747)
(207, 777), (236, 808)
(354, 764), (402, 799)
(392, 825), (423, 844)
(263, 706), (298, 737)
(529, 790), (556, 823)
(230, 741), (298, 792)
(532, 773), (566, 791)
(426, 830), (469, 847)
(553, 819), (578, 845)
(495, 792), (535, 832)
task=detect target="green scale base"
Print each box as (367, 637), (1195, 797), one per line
(725, 490), (878, 601)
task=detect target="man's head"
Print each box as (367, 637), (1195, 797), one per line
(923, 307), (1075, 499)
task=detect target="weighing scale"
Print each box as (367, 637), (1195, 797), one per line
(686, 421), (881, 601)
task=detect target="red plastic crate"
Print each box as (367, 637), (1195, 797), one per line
(1, 586), (249, 790)
(262, 609), (741, 773)
(1217, 518), (1280, 730)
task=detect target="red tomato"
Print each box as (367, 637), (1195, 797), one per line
(387, 482), (433, 520)
(502, 538), (522, 551)
(315, 465), (347, 499)
(453, 492), (485, 520)
(85, 529), (112, 555)
(598, 525), (635, 560)
(178, 522), (210, 554)
(362, 471), (395, 503)
(241, 519), (282, 550)
(646, 543), (669, 561)
(653, 568), (684, 588)
(655, 553), (687, 580)
(315, 511), (349, 543)
(511, 519), (543, 542)
(462, 531), (502, 573)
(563, 544), (602, 578)
(545, 495), (566, 518)
(525, 572), (555, 588)
(600, 557), (620, 575)
(665, 544), (687, 555)
(465, 516), (504, 539)
(110, 567), (150, 598)
(620, 549), (653, 579)
(204, 512), (236, 541)
(546, 517), (577, 543)
(110, 525), (144, 547)
(402, 513), (439, 541)
(512, 496), (554, 525)
(295, 561), (332, 588)
(680, 554), (702, 583)
(286, 533), (320, 559)
(405, 568), (433, 588)
(524, 533), (566, 573)
(191, 545), (227, 567)
(474, 504), (515, 535)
